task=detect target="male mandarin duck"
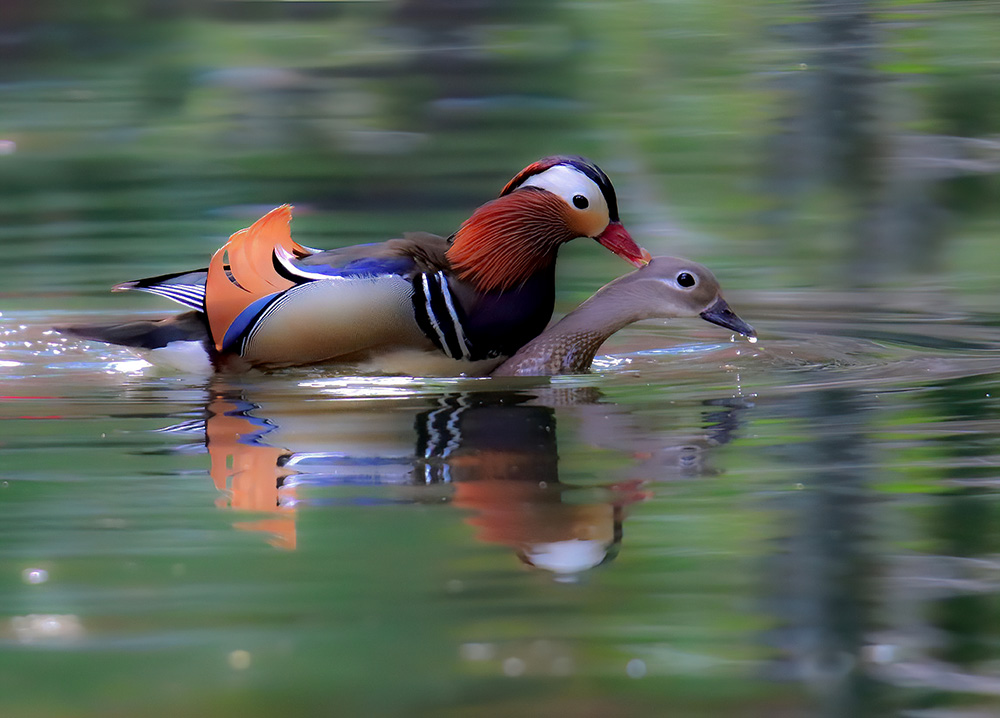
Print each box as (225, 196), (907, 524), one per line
(491, 256), (756, 377)
(61, 156), (651, 374)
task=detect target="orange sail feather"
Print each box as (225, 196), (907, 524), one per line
(206, 205), (312, 351)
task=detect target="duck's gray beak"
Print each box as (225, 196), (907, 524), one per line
(700, 297), (756, 340)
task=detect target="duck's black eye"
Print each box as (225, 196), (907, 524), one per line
(676, 272), (696, 288)
(572, 194), (589, 210)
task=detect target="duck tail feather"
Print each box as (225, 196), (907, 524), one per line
(55, 311), (209, 351)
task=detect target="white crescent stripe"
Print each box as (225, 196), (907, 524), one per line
(274, 246), (349, 282)
(436, 272), (471, 361)
(421, 274), (453, 358)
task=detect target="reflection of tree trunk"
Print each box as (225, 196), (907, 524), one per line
(764, 0), (884, 280)
(927, 375), (1000, 668)
(805, 0), (879, 191)
(387, 0), (584, 202)
(763, 2), (878, 203)
(931, 490), (998, 666)
(764, 1), (1000, 283)
(763, 389), (883, 718)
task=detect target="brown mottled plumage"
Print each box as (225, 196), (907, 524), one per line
(491, 257), (756, 377)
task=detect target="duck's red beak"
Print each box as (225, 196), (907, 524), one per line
(595, 221), (652, 267)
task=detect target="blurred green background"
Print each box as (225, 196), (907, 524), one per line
(2, 0), (998, 308)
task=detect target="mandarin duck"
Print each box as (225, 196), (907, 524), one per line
(491, 256), (756, 377)
(61, 156), (650, 374)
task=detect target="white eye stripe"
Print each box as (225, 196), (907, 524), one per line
(519, 165), (609, 218)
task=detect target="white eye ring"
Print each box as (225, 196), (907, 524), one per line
(656, 274), (699, 292)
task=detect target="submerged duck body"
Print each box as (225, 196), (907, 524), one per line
(62, 156), (650, 374)
(491, 256), (756, 377)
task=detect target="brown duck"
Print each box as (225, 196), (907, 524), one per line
(491, 256), (756, 377)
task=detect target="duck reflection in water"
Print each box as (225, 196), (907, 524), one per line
(413, 391), (640, 574)
(195, 385), (752, 572)
(203, 395), (299, 549)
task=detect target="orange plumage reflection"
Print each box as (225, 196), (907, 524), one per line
(206, 397), (298, 550)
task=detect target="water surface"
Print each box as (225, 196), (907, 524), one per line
(4, 287), (1000, 717)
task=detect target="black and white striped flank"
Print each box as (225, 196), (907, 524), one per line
(412, 271), (472, 361)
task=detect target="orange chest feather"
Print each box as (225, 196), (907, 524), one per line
(446, 190), (578, 293)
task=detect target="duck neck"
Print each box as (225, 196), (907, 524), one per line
(494, 282), (644, 376)
(447, 191), (575, 293)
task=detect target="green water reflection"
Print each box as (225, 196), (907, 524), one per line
(3, 1), (1000, 717)
(4, 312), (1000, 716)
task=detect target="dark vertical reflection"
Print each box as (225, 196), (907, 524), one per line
(763, 388), (885, 718)
(762, 0), (1000, 283)
(763, 1), (879, 238)
(931, 489), (1000, 667)
(925, 375), (1000, 671)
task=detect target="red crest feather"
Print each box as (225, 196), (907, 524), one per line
(498, 157), (562, 197)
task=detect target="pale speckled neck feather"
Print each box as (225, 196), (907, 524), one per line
(491, 327), (614, 377)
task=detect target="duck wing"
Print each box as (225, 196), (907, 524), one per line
(205, 207), (454, 359)
(110, 206), (454, 363)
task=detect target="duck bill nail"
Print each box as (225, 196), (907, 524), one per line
(700, 298), (756, 339)
(595, 222), (651, 267)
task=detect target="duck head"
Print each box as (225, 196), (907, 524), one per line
(447, 156), (651, 293)
(606, 256), (756, 339)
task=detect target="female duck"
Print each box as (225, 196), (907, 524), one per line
(491, 256), (756, 377)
